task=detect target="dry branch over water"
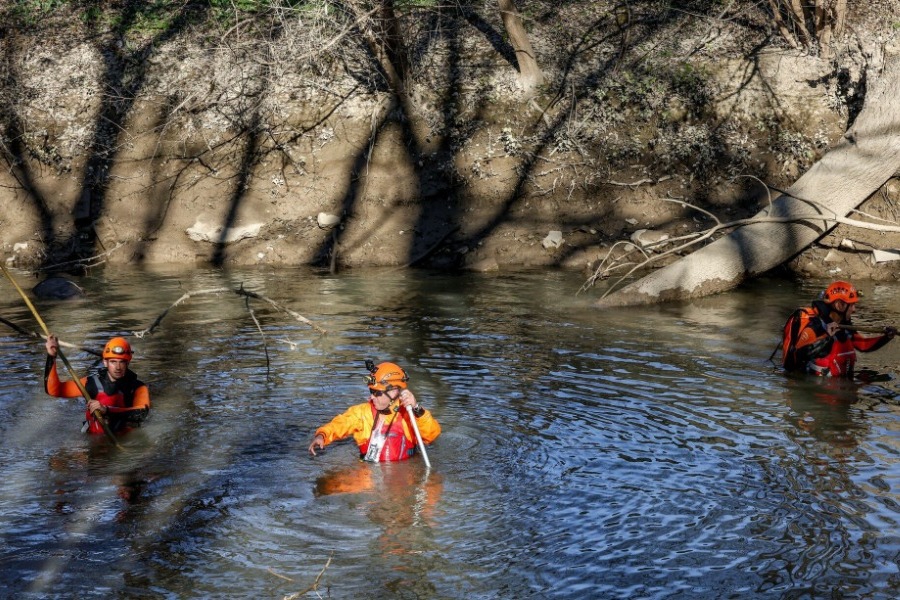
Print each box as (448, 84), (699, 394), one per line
(133, 286), (327, 338)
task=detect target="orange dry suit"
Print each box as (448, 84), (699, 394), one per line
(787, 300), (892, 378)
(314, 399), (440, 462)
(44, 358), (150, 434)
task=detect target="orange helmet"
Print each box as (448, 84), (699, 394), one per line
(364, 361), (409, 391)
(103, 337), (133, 361)
(823, 281), (859, 305)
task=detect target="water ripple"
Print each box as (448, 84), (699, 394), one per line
(2, 270), (900, 598)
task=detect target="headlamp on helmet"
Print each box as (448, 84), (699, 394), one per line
(364, 360), (409, 392)
(102, 337), (133, 361)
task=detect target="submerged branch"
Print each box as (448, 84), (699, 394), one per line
(133, 287), (232, 338)
(245, 294), (271, 380)
(133, 285), (326, 338)
(0, 317), (103, 356)
(235, 287), (327, 334)
(281, 552), (333, 600)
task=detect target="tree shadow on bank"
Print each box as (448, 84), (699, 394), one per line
(0, 3), (216, 273)
(321, 2), (796, 275)
(0, 2), (852, 288)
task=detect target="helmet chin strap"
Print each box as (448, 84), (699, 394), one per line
(829, 303), (851, 325)
(373, 387), (400, 414)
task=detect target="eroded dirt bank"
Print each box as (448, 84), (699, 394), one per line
(2, 2), (899, 285)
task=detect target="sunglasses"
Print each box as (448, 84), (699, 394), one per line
(368, 388), (388, 397)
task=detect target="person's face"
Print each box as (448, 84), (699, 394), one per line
(832, 299), (856, 317)
(368, 387), (396, 411)
(105, 358), (128, 381)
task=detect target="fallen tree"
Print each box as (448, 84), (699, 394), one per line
(595, 51), (900, 308)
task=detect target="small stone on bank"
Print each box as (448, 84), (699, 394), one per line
(542, 230), (564, 249)
(317, 213), (341, 230)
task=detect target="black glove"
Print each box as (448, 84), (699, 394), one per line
(885, 326), (897, 339)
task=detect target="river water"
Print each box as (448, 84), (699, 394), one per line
(1, 267), (899, 599)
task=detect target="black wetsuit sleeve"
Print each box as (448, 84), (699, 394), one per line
(43, 355), (54, 394)
(121, 406), (149, 425)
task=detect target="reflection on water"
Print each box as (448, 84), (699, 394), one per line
(1, 267), (900, 599)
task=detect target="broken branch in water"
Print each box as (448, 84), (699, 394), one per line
(0, 316), (103, 357)
(244, 294), (271, 380)
(133, 285), (327, 338)
(233, 286), (327, 334)
(279, 552), (334, 600)
(133, 287), (231, 337)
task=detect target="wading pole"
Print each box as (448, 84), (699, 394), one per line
(838, 324), (897, 334)
(406, 406), (431, 469)
(1, 264), (121, 448)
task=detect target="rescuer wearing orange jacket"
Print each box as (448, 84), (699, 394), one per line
(44, 335), (151, 434)
(308, 361), (440, 462)
(781, 281), (896, 378)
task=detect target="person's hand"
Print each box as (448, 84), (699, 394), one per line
(45, 334), (59, 357)
(399, 389), (418, 411)
(87, 399), (107, 415)
(399, 389), (425, 417)
(308, 434), (325, 457)
(825, 322), (839, 337)
(885, 326), (897, 339)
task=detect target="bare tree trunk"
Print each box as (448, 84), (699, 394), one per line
(342, 1), (428, 143)
(787, 0), (812, 47)
(770, 0), (847, 55)
(767, 0), (799, 49)
(832, 0), (848, 38)
(595, 53), (900, 308)
(497, 0), (544, 98)
(374, 0), (408, 80)
(814, 1), (832, 58)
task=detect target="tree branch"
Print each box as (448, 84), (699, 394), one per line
(0, 317), (103, 357)
(584, 193), (900, 298)
(133, 285), (326, 338)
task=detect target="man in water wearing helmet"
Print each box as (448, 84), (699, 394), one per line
(780, 280), (896, 378)
(308, 361), (440, 462)
(44, 335), (151, 434)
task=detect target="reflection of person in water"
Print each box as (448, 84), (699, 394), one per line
(47, 444), (158, 522)
(315, 461), (443, 568)
(315, 462), (442, 503)
(784, 377), (866, 449)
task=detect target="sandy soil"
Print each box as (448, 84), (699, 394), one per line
(1, 3), (899, 289)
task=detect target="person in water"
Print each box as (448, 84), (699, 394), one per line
(780, 280), (896, 378)
(308, 361), (440, 462)
(44, 335), (150, 434)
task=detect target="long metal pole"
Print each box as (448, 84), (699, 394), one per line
(406, 406), (431, 469)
